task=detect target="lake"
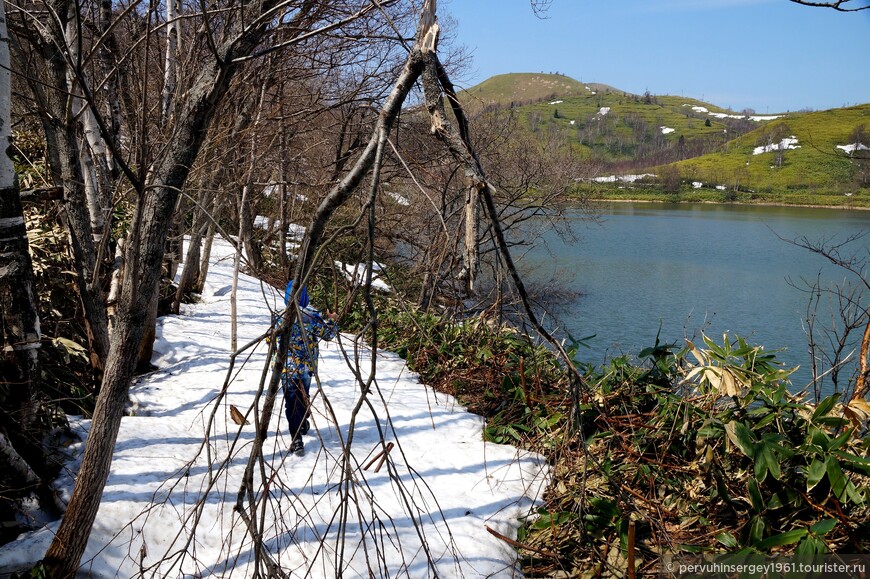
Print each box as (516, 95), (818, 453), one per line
(518, 202), (870, 395)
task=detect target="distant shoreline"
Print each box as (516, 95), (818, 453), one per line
(588, 197), (870, 211)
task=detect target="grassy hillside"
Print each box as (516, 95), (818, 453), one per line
(461, 73), (590, 107)
(464, 73), (778, 164)
(669, 105), (870, 198)
(462, 73), (870, 204)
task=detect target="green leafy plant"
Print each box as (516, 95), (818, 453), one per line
(519, 334), (870, 577)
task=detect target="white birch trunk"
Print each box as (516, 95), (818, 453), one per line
(0, 0), (41, 396)
(161, 0), (180, 124)
(64, 19), (111, 244)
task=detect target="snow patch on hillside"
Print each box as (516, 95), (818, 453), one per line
(837, 143), (870, 154)
(749, 115), (782, 122)
(592, 173), (655, 183)
(753, 136), (801, 155)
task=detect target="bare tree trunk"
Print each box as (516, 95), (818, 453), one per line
(236, 80), (267, 276)
(0, 0), (41, 428)
(194, 176), (230, 294)
(233, 82), (267, 349)
(159, 5), (183, 283)
(97, 0), (126, 176)
(172, 188), (212, 313)
(160, 0), (180, 124)
(293, 47), (427, 283)
(462, 184), (480, 293)
(136, 288), (161, 372)
(141, 5), (184, 365)
(21, 3), (111, 369)
(851, 318), (870, 401)
(196, 221), (216, 294)
(42, 2), (292, 571)
(239, 186), (260, 272)
(0, 0), (53, 522)
(106, 239), (124, 335)
(278, 131), (290, 273)
(173, 230), (202, 314)
(64, 18), (112, 247)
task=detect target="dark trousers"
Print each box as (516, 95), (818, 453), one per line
(281, 371), (311, 438)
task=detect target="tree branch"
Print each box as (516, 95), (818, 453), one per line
(787, 0), (870, 11)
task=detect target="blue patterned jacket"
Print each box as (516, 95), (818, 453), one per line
(278, 307), (339, 379)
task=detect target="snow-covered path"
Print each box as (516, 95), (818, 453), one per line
(0, 239), (547, 578)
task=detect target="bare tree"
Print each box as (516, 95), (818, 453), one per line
(784, 233), (870, 401)
(40, 1), (398, 574)
(10, 1), (112, 370)
(0, 0), (51, 524)
(788, 0), (870, 10)
(1, 0), (582, 575)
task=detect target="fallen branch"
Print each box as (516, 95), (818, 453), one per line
(484, 525), (559, 560)
(363, 441), (394, 473)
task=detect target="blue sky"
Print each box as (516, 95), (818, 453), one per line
(444, 0), (870, 113)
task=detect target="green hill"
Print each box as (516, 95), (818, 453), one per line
(461, 72), (613, 107)
(462, 73), (870, 205)
(668, 105), (870, 201)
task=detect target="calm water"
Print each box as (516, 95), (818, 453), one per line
(519, 202), (870, 393)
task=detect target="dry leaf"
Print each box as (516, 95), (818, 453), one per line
(230, 404), (249, 425)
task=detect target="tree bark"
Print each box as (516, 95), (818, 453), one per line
(15, 0), (111, 369)
(851, 318), (870, 401)
(160, 0), (180, 124)
(64, 18), (112, 247)
(172, 189), (211, 314)
(196, 221), (216, 294)
(0, 0), (41, 424)
(0, 0), (52, 524)
(41, 1), (297, 572)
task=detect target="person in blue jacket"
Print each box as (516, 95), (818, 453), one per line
(278, 280), (339, 455)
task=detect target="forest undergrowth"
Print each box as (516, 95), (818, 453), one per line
(341, 287), (870, 577)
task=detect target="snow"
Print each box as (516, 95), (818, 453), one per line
(569, 120), (576, 125)
(749, 115), (782, 122)
(681, 104), (779, 122)
(385, 191), (410, 206)
(252, 218), (306, 245)
(716, 185), (728, 191)
(753, 136), (801, 155)
(287, 223), (306, 240)
(336, 261), (393, 293)
(592, 173), (655, 183)
(692, 181), (703, 189)
(709, 112), (744, 120)
(262, 183), (307, 201)
(597, 107), (610, 117)
(660, 126), (675, 134)
(0, 238), (546, 578)
(548, 100), (562, 105)
(837, 143), (870, 154)
(253, 215), (272, 229)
